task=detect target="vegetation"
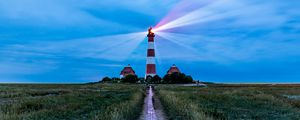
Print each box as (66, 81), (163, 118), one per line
(122, 75), (139, 83)
(139, 77), (146, 84)
(101, 77), (113, 82)
(153, 75), (162, 84)
(2, 83), (299, 120)
(146, 75), (162, 84)
(162, 72), (193, 84)
(99, 77), (121, 83)
(145, 73), (193, 84)
(156, 84), (300, 120)
(0, 84), (145, 120)
(112, 77), (121, 81)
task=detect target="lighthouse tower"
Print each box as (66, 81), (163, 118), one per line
(146, 27), (156, 77)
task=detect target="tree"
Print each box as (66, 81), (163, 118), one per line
(139, 77), (145, 84)
(162, 72), (194, 84)
(112, 77), (121, 83)
(185, 75), (193, 83)
(122, 74), (139, 83)
(112, 77), (121, 81)
(152, 75), (162, 84)
(162, 74), (172, 84)
(145, 75), (153, 83)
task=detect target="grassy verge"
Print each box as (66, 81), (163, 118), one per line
(156, 84), (300, 120)
(0, 83), (145, 120)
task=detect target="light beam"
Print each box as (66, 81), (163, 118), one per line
(154, 32), (202, 60)
(5, 32), (147, 61)
(155, 0), (253, 31)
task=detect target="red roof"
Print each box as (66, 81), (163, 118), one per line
(167, 64), (181, 75)
(120, 64), (136, 76)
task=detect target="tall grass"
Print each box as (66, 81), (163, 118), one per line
(156, 84), (300, 120)
(0, 83), (145, 120)
(158, 90), (212, 120)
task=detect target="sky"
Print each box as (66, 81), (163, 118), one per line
(0, 0), (299, 83)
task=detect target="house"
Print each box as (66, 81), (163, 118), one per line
(120, 64), (136, 78)
(167, 64), (181, 75)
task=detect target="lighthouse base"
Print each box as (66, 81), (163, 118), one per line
(145, 74), (156, 78)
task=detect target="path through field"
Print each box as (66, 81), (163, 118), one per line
(139, 86), (167, 120)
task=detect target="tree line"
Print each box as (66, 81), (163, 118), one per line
(100, 72), (194, 84)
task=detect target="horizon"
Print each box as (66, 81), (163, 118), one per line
(0, 0), (300, 83)
(1, 82), (300, 84)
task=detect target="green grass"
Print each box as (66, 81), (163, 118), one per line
(2, 83), (300, 120)
(156, 84), (300, 120)
(0, 83), (145, 120)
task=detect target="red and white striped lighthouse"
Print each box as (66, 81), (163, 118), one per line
(146, 27), (156, 77)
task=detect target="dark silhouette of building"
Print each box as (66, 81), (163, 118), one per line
(120, 64), (136, 78)
(167, 64), (181, 75)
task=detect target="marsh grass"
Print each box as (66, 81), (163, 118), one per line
(0, 83), (145, 120)
(156, 84), (300, 120)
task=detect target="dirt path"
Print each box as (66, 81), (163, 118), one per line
(139, 86), (167, 120)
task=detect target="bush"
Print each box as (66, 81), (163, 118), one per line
(145, 75), (162, 84)
(139, 77), (145, 84)
(112, 77), (121, 83)
(122, 75), (139, 83)
(112, 77), (121, 81)
(185, 75), (193, 83)
(153, 75), (162, 84)
(145, 75), (153, 83)
(162, 72), (194, 84)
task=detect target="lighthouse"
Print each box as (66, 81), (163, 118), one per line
(146, 27), (156, 77)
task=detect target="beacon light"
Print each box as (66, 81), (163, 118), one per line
(148, 27), (156, 34)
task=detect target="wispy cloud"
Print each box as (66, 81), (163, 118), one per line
(155, 0), (290, 31)
(1, 32), (146, 61)
(155, 31), (300, 64)
(152, 0), (300, 64)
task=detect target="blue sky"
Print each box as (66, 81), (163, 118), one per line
(0, 0), (299, 83)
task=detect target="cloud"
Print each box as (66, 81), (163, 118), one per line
(0, 0), (95, 26)
(0, 0), (300, 83)
(0, 0), (152, 42)
(0, 0), (178, 28)
(151, 0), (300, 64)
(0, 59), (58, 82)
(155, 0), (292, 32)
(0, 61), (53, 75)
(0, 32), (147, 61)
(154, 31), (300, 64)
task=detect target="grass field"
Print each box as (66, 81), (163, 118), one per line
(0, 83), (145, 120)
(1, 83), (300, 120)
(156, 84), (300, 120)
